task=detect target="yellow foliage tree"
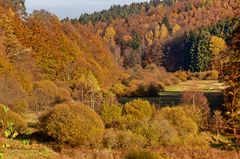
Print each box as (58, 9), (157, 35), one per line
(104, 26), (116, 40)
(0, 13), (23, 58)
(159, 24), (168, 39)
(145, 31), (154, 46)
(210, 36), (227, 55)
(154, 24), (161, 40)
(111, 83), (128, 97)
(172, 24), (181, 35)
(72, 68), (101, 102)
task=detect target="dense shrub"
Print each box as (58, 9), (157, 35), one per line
(147, 106), (209, 148)
(187, 71), (219, 80)
(128, 105), (211, 148)
(102, 129), (118, 149)
(182, 105), (210, 130)
(38, 102), (105, 147)
(9, 99), (28, 114)
(111, 83), (128, 97)
(102, 129), (146, 149)
(147, 82), (164, 96)
(101, 90), (117, 107)
(152, 106), (198, 139)
(131, 82), (164, 97)
(100, 104), (123, 128)
(175, 71), (188, 81)
(211, 110), (225, 134)
(122, 99), (154, 128)
(116, 130), (146, 149)
(183, 132), (210, 149)
(125, 151), (163, 159)
(206, 70), (219, 80)
(197, 72), (208, 80)
(0, 104), (26, 132)
(124, 66), (180, 97)
(136, 82), (164, 97)
(134, 120), (179, 147)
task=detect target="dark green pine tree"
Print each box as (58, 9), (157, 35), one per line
(130, 32), (141, 50)
(209, 18), (239, 41)
(196, 31), (211, 71)
(187, 30), (211, 72)
(163, 0), (179, 6)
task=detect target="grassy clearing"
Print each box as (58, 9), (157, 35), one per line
(164, 80), (226, 92)
(3, 149), (57, 159)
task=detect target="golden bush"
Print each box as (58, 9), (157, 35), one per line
(0, 104), (26, 132)
(102, 129), (146, 149)
(38, 102), (105, 147)
(122, 99), (155, 128)
(100, 104), (123, 128)
(153, 107), (199, 138)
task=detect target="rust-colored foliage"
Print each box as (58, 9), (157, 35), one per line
(220, 25), (240, 137)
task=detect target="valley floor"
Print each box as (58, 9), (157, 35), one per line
(0, 80), (236, 159)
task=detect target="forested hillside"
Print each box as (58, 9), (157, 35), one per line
(74, 0), (240, 71)
(0, 1), (121, 111)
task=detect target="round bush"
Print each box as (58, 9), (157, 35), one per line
(39, 102), (105, 147)
(123, 99), (154, 128)
(0, 104), (26, 132)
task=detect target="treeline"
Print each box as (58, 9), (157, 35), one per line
(75, 0), (165, 24)
(76, 3), (146, 24)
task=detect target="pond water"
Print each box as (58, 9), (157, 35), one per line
(119, 91), (224, 110)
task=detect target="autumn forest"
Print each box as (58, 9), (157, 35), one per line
(0, 0), (240, 158)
